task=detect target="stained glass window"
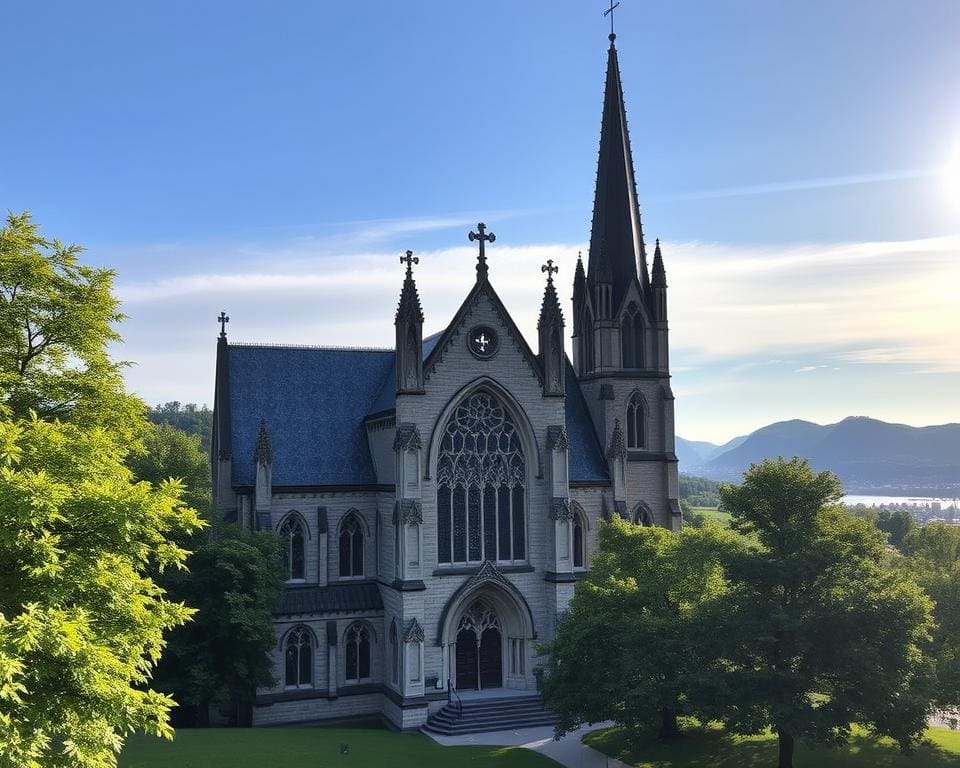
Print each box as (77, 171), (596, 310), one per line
(437, 391), (526, 565)
(280, 516), (305, 581)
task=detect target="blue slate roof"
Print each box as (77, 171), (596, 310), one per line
(229, 344), (394, 487)
(564, 359), (609, 482)
(226, 340), (608, 486)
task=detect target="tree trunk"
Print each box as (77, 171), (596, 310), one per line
(658, 707), (681, 740)
(777, 730), (794, 768)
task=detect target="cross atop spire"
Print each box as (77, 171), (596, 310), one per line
(468, 222), (496, 279)
(400, 249), (419, 276)
(541, 259), (558, 283)
(218, 311), (229, 339)
(603, 0), (620, 41)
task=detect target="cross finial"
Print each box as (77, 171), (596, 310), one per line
(468, 222), (496, 278)
(400, 249), (419, 276)
(603, 0), (620, 41)
(541, 259), (559, 283)
(218, 311), (229, 339)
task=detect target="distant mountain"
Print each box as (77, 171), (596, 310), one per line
(676, 434), (749, 466)
(678, 417), (960, 494)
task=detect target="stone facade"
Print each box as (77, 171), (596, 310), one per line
(211, 33), (679, 730)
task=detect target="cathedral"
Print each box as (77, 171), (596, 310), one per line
(211, 31), (679, 729)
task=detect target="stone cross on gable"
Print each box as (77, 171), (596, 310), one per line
(218, 311), (229, 339)
(468, 222), (496, 277)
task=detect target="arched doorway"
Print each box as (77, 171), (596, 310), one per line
(454, 600), (503, 690)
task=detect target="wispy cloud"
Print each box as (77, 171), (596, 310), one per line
(655, 168), (937, 202)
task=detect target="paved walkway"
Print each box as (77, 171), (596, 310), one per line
(424, 722), (631, 768)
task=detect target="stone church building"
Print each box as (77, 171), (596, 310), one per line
(211, 32), (679, 729)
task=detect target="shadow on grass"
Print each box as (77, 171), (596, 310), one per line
(585, 726), (960, 768)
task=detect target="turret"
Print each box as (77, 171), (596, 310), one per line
(537, 259), (565, 396)
(395, 250), (424, 394)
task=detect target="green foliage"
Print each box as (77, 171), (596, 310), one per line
(586, 724), (960, 768)
(0, 414), (204, 768)
(680, 499), (705, 528)
(537, 518), (742, 740)
(154, 526), (284, 725)
(850, 507), (918, 552)
(679, 473), (721, 507)
(128, 423), (212, 521)
(147, 404), (213, 454)
(0, 212), (144, 444)
(703, 458), (935, 767)
(902, 524), (960, 709)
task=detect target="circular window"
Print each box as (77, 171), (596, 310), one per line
(467, 326), (499, 360)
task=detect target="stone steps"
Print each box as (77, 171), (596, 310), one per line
(422, 693), (558, 735)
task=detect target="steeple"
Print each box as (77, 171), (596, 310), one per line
(587, 33), (648, 311)
(537, 259), (565, 396)
(395, 251), (424, 394)
(651, 238), (668, 324)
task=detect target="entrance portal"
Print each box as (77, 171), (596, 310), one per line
(454, 599), (502, 690)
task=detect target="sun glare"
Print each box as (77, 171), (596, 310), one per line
(944, 144), (960, 207)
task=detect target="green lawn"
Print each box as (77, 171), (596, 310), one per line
(692, 506), (731, 526)
(585, 725), (960, 768)
(119, 726), (560, 768)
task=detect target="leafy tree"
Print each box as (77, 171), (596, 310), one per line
(902, 524), (960, 709)
(129, 423), (212, 520)
(704, 458), (935, 768)
(155, 526), (283, 727)
(0, 212), (144, 443)
(0, 413), (203, 768)
(679, 473), (721, 507)
(876, 509), (918, 552)
(537, 518), (739, 740)
(680, 499), (705, 528)
(147, 403), (213, 454)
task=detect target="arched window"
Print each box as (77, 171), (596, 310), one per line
(279, 515), (306, 581)
(284, 626), (312, 688)
(621, 305), (644, 369)
(345, 623), (371, 682)
(389, 621), (399, 685)
(437, 391), (526, 565)
(339, 513), (364, 577)
(573, 511), (586, 569)
(626, 392), (647, 449)
(583, 309), (595, 373)
(633, 502), (654, 527)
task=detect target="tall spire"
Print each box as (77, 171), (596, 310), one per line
(587, 33), (648, 310)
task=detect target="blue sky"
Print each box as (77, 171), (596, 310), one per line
(2, 1), (959, 442)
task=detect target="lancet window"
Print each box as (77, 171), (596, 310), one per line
(437, 391), (526, 565)
(626, 392), (647, 449)
(345, 623), (371, 682)
(284, 626), (312, 688)
(621, 305), (645, 369)
(279, 515), (306, 581)
(339, 514), (364, 577)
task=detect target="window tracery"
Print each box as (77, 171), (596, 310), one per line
(456, 600), (501, 641)
(345, 623), (371, 682)
(279, 515), (305, 581)
(339, 514), (364, 577)
(284, 626), (312, 688)
(626, 392), (647, 449)
(437, 392), (526, 565)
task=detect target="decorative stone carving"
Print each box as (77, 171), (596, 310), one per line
(403, 617), (425, 644)
(254, 418), (272, 464)
(550, 497), (573, 521)
(546, 425), (569, 451)
(393, 498), (423, 526)
(393, 423), (423, 452)
(607, 418), (627, 461)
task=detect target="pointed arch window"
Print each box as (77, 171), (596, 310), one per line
(284, 626), (313, 688)
(437, 391), (526, 565)
(389, 621), (400, 685)
(573, 510), (587, 569)
(339, 514), (364, 577)
(279, 515), (306, 581)
(626, 392), (647, 449)
(345, 623), (372, 682)
(582, 308), (595, 374)
(621, 305), (644, 369)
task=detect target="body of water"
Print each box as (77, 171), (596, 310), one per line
(844, 494), (960, 508)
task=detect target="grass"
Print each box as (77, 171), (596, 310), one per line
(584, 724), (960, 768)
(691, 506), (731, 526)
(119, 726), (560, 768)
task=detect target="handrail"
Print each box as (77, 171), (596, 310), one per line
(446, 678), (463, 720)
